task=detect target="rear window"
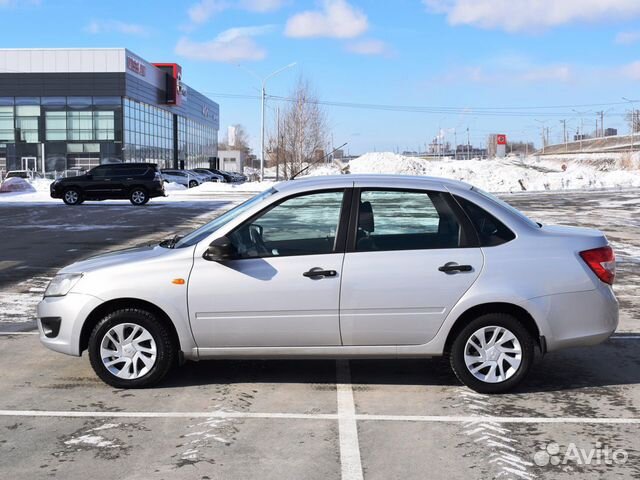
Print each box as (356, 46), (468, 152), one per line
(455, 195), (515, 247)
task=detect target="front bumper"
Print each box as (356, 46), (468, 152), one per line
(37, 292), (104, 356)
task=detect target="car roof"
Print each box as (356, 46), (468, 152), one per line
(276, 174), (473, 194)
(98, 163), (156, 168)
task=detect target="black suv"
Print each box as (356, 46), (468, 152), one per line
(50, 163), (165, 206)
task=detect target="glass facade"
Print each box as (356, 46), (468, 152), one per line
(0, 95), (218, 177)
(123, 98), (173, 169)
(0, 96), (122, 176)
(177, 115), (218, 168)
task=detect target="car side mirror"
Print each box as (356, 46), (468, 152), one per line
(203, 236), (237, 261)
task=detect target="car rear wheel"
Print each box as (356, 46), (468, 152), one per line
(129, 188), (149, 205)
(188, 180), (198, 188)
(88, 308), (176, 388)
(449, 313), (534, 394)
(62, 188), (83, 205)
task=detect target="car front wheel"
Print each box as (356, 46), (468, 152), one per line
(129, 188), (149, 205)
(62, 188), (83, 205)
(449, 313), (534, 394)
(188, 180), (198, 188)
(88, 308), (176, 388)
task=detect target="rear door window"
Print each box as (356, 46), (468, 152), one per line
(355, 189), (464, 252)
(454, 195), (515, 246)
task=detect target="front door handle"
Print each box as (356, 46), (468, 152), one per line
(438, 263), (473, 273)
(303, 268), (338, 278)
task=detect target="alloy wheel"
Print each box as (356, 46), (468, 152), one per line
(100, 323), (157, 379)
(463, 325), (522, 384)
(64, 190), (79, 204)
(131, 190), (146, 205)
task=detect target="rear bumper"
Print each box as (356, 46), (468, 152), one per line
(37, 293), (103, 356)
(529, 284), (618, 352)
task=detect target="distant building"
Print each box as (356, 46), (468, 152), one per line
(218, 149), (247, 172)
(0, 48), (219, 174)
(604, 128), (618, 137)
(574, 134), (589, 141)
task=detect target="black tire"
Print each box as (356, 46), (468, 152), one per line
(188, 180), (198, 188)
(129, 187), (149, 206)
(449, 313), (534, 394)
(62, 187), (83, 205)
(88, 308), (176, 388)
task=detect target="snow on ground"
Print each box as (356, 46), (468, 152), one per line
(1, 152), (639, 203)
(306, 152), (640, 193)
(0, 275), (52, 325)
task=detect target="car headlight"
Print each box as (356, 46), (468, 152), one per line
(44, 273), (83, 297)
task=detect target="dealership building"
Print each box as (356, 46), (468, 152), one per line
(0, 48), (220, 176)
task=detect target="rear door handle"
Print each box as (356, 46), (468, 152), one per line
(438, 263), (473, 273)
(303, 268), (338, 278)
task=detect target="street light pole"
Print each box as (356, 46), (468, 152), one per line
(623, 97), (637, 153)
(238, 62), (297, 181)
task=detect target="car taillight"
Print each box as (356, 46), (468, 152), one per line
(580, 246), (615, 285)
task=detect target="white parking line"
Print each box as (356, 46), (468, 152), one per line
(336, 360), (364, 480)
(0, 331), (38, 335)
(1, 410), (639, 425)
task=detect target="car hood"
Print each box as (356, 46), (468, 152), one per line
(59, 244), (167, 274)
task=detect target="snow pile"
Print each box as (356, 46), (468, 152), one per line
(306, 152), (640, 193)
(163, 181), (187, 191)
(166, 180), (275, 197)
(0, 177), (36, 194)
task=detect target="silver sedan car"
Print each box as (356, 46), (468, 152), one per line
(37, 175), (618, 393)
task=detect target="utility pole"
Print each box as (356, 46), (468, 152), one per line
(453, 129), (457, 160)
(237, 62), (297, 182)
(466, 127), (470, 160)
(275, 106), (280, 181)
(560, 119), (567, 151)
(623, 97), (637, 153)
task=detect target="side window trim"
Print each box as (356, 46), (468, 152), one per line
(227, 188), (353, 259)
(345, 187), (480, 253)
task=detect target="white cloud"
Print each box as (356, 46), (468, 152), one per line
(424, 0), (640, 33)
(85, 20), (150, 37)
(187, 0), (228, 26)
(442, 63), (575, 84)
(621, 61), (640, 80)
(186, 0), (285, 27)
(346, 39), (390, 56)
(0, 0), (41, 6)
(175, 25), (274, 62)
(241, 0), (286, 12)
(285, 0), (368, 39)
(615, 31), (640, 45)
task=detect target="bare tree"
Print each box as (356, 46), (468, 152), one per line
(626, 109), (640, 133)
(268, 76), (329, 179)
(219, 124), (252, 153)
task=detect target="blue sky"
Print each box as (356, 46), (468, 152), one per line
(2, 0), (640, 154)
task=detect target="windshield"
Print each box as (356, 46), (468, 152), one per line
(172, 187), (277, 248)
(471, 187), (540, 228)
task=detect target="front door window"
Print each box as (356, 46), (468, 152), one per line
(229, 190), (346, 258)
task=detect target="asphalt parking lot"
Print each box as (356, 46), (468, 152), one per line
(1, 189), (639, 479)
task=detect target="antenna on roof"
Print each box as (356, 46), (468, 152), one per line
(291, 143), (348, 180)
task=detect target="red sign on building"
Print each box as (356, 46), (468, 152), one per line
(496, 134), (507, 145)
(153, 63), (185, 106)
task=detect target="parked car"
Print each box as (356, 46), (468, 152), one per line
(186, 169), (216, 184)
(50, 163), (164, 205)
(192, 168), (224, 183)
(38, 175), (618, 392)
(5, 170), (43, 181)
(227, 171), (247, 183)
(160, 169), (202, 188)
(202, 168), (238, 183)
